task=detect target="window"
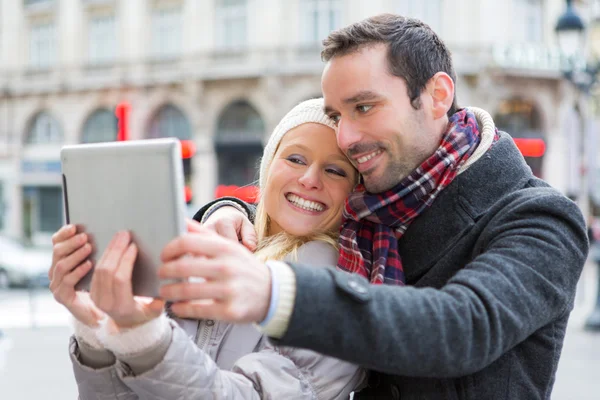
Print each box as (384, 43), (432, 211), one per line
(215, 0), (247, 49)
(22, 186), (63, 236)
(88, 14), (117, 64)
(151, 6), (182, 59)
(0, 183), (4, 231)
(26, 112), (63, 144)
(148, 104), (192, 140)
(29, 21), (55, 69)
(216, 101), (264, 187)
(300, 0), (342, 45)
(397, 0), (442, 32)
(149, 104), (193, 194)
(38, 186), (63, 232)
(514, 0), (543, 43)
(82, 109), (117, 143)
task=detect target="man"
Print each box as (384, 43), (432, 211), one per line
(157, 14), (588, 399)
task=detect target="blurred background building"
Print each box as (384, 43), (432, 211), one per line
(0, 0), (598, 245)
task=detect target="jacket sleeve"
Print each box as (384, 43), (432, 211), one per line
(69, 336), (139, 400)
(272, 190), (588, 378)
(193, 197), (257, 224)
(117, 241), (365, 399)
(117, 322), (364, 399)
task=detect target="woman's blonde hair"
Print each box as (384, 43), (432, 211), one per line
(253, 199), (339, 262)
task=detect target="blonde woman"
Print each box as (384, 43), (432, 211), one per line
(49, 98), (365, 399)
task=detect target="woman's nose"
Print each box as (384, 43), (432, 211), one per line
(297, 166), (322, 190)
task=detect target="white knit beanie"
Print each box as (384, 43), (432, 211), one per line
(259, 98), (337, 188)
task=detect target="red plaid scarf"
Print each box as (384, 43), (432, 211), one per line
(337, 109), (487, 285)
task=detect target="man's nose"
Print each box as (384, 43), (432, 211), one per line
(298, 166), (322, 190)
(336, 119), (363, 153)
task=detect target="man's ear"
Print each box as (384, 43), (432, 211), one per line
(427, 72), (455, 120)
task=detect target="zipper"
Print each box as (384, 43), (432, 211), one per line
(196, 319), (216, 350)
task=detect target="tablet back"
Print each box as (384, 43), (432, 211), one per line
(60, 138), (187, 297)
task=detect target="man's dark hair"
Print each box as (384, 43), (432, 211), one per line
(321, 13), (459, 116)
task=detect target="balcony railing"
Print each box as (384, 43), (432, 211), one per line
(24, 0), (53, 5)
(0, 44), (564, 96)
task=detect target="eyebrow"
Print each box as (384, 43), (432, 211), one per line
(324, 90), (382, 115)
(285, 143), (353, 166)
(343, 90), (381, 104)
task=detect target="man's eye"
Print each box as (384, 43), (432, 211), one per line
(357, 105), (373, 113)
(330, 115), (341, 125)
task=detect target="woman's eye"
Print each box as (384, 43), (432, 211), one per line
(286, 156), (305, 165)
(326, 168), (347, 177)
(357, 105), (373, 113)
(330, 115), (341, 125)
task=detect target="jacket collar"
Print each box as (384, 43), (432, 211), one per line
(399, 131), (534, 284)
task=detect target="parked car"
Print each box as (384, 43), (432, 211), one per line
(0, 236), (52, 289)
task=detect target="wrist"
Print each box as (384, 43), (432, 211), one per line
(201, 201), (249, 224)
(71, 316), (104, 350)
(98, 314), (171, 357)
(256, 261), (297, 339)
(259, 260), (279, 325)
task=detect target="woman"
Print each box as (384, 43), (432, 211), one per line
(49, 98), (365, 399)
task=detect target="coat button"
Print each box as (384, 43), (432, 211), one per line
(348, 279), (367, 294)
(206, 320), (215, 326)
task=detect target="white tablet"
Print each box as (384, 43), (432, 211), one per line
(60, 138), (187, 298)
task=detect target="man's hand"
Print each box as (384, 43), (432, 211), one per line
(90, 231), (164, 330)
(157, 224), (271, 323)
(202, 206), (257, 251)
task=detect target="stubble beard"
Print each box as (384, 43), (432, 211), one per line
(362, 153), (417, 193)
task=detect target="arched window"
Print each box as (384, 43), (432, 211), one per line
(82, 109), (117, 143)
(25, 111), (63, 144)
(215, 101), (265, 187)
(149, 104), (194, 202)
(148, 104), (191, 140)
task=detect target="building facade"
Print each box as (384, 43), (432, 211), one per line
(0, 0), (597, 244)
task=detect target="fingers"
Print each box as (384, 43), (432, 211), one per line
(50, 229), (89, 279)
(50, 243), (93, 284)
(203, 206), (249, 242)
(50, 261), (92, 308)
(161, 230), (242, 262)
(186, 218), (203, 233)
(158, 255), (224, 281)
(146, 298), (166, 315)
(51, 224), (77, 245)
(215, 221), (239, 243)
(112, 243), (137, 307)
(90, 231), (131, 309)
(51, 261), (92, 303)
(240, 219), (258, 251)
(62, 261), (93, 288)
(160, 280), (228, 302)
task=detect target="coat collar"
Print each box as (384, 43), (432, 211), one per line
(399, 131), (534, 284)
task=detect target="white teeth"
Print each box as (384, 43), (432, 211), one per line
(286, 194), (325, 212)
(357, 150), (382, 164)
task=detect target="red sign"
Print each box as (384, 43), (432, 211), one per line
(115, 102), (131, 142)
(514, 138), (545, 158)
(215, 185), (259, 203)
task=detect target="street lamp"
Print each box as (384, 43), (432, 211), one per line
(555, 0), (600, 332)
